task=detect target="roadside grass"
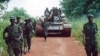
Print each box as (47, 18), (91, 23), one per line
(0, 17), (100, 55)
(70, 17), (100, 52)
(0, 20), (9, 56)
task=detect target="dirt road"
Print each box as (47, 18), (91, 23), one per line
(24, 37), (86, 56)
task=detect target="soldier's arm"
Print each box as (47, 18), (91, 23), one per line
(82, 24), (86, 45)
(3, 27), (8, 39)
(95, 23), (98, 33)
(17, 26), (23, 40)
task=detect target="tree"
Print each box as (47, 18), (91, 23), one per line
(0, 0), (10, 21)
(60, 0), (100, 18)
(3, 7), (30, 19)
(0, 0), (9, 3)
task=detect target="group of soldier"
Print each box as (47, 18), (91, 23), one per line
(2, 6), (99, 56)
(44, 7), (99, 56)
(44, 7), (62, 21)
(3, 16), (34, 56)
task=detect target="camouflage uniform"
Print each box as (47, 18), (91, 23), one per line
(16, 16), (24, 55)
(44, 8), (49, 41)
(43, 17), (48, 41)
(83, 22), (98, 56)
(23, 19), (33, 52)
(3, 20), (22, 56)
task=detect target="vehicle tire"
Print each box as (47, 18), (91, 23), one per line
(62, 28), (71, 37)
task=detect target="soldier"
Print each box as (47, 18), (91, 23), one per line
(58, 8), (62, 16)
(43, 17), (48, 41)
(83, 14), (98, 56)
(16, 16), (24, 56)
(3, 17), (22, 56)
(44, 8), (50, 41)
(16, 16), (23, 27)
(23, 19), (28, 54)
(23, 18), (33, 52)
(44, 7), (50, 18)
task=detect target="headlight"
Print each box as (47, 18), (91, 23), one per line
(63, 24), (72, 28)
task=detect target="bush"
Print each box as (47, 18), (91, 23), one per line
(71, 17), (100, 51)
(0, 20), (9, 56)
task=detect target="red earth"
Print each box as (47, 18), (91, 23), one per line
(24, 37), (87, 56)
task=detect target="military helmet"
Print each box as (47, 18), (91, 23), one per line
(25, 18), (29, 21)
(16, 16), (21, 19)
(10, 16), (15, 20)
(87, 14), (94, 18)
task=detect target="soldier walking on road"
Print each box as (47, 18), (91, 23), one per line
(16, 16), (24, 56)
(3, 17), (22, 56)
(23, 18), (33, 52)
(43, 8), (50, 41)
(83, 14), (98, 56)
(43, 17), (48, 41)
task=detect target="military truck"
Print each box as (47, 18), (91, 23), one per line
(35, 14), (72, 37)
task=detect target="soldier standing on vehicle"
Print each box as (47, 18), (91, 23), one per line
(83, 14), (98, 56)
(3, 17), (22, 56)
(44, 7), (50, 18)
(23, 18), (33, 52)
(58, 8), (62, 17)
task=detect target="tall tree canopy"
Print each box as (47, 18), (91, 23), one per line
(0, 0), (10, 19)
(61, 0), (100, 17)
(3, 7), (30, 19)
(0, 0), (9, 3)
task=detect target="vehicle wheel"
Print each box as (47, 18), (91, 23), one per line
(62, 28), (71, 37)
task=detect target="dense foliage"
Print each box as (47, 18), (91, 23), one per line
(3, 7), (30, 19)
(0, 0), (9, 3)
(61, 0), (100, 18)
(71, 17), (100, 51)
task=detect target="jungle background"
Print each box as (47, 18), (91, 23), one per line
(0, 0), (100, 56)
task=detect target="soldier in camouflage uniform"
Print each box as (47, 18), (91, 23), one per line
(83, 14), (98, 56)
(43, 8), (50, 41)
(3, 17), (22, 56)
(16, 16), (23, 27)
(23, 18), (33, 52)
(16, 16), (24, 56)
(43, 17), (48, 41)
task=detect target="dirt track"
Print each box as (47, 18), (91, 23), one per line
(24, 37), (87, 56)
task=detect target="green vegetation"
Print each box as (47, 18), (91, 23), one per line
(71, 17), (100, 51)
(61, 0), (100, 51)
(3, 7), (30, 20)
(61, 0), (100, 18)
(0, 0), (9, 3)
(0, 7), (34, 55)
(0, 20), (9, 56)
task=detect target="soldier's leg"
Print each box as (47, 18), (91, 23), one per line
(85, 45), (92, 56)
(27, 37), (31, 51)
(44, 35), (47, 41)
(7, 46), (13, 56)
(24, 36), (28, 53)
(93, 45), (98, 56)
(19, 40), (23, 56)
(13, 48), (20, 56)
(44, 30), (48, 41)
